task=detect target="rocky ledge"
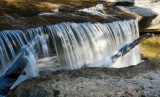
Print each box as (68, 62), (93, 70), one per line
(113, 1), (160, 32)
(7, 60), (160, 97)
(0, 0), (160, 32)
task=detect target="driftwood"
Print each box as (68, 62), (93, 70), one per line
(0, 51), (28, 96)
(0, 41), (39, 96)
(83, 33), (154, 68)
(0, 35), (41, 96)
(112, 33), (154, 62)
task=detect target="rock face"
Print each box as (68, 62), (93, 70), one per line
(7, 61), (160, 97)
(115, 1), (160, 32)
(0, 0), (160, 32)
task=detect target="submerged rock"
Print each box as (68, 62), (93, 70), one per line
(7, 61), (160, 97)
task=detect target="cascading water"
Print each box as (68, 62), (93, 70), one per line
(26, 27), (50, 57)
(79, 4), (106, 16)
(0, 30), (28, 76)
(48, 19), (140, 70)
(0, 28), (49, 89)
(0, 18), (141, 95)
(0, 19), (140, 72)
(27, 28), (51, 75)
(11, 46), (39, 89)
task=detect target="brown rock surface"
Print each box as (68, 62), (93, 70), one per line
(0, 0), (160, 32)
(7, 61), (160, 97)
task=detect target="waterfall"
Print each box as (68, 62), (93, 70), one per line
(0, 30), (28, 75)
(0, 19), (141, 92)
(0, 28), (49, 88)
(0, 28), (50, 75)
(0, 19), (140, 72)
(26, 28), (50, 58)
(48, 19), (140, 70)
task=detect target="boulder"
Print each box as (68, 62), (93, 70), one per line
(7, 61), (160, 97)
(114, 1), (160, 32)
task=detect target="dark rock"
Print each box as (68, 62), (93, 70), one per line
(58, 5), (78, 12)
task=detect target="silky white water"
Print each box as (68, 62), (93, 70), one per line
(79, 4), (106, 16)
(11, 46), (39, 89)
(0, 19), (140, 91)
(0, 28), (50, 75)
(0, 28), (48, 88)
(0, 19), (140, 72)
(48, 19), (140, 70)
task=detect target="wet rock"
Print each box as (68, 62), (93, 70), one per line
(7, 61), (160, 97)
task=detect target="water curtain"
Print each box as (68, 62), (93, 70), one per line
(48, 19), (140, 70)
(0, 19), (140, 73)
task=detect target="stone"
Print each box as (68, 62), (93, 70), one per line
(0, 0), (160, 32)
(115, 1), (160, 32)
(7, 61), (160, 97)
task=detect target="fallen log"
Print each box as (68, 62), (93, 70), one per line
(111, 33), (154, 63)
(0, 51), (28, 96)
(0, 43), (39, 96)
(83, 33), (154, 68)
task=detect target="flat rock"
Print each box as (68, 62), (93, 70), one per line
(0, 0), (160, 32)
(7, 61), (160, 97)
(116, 2), (160, 32)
